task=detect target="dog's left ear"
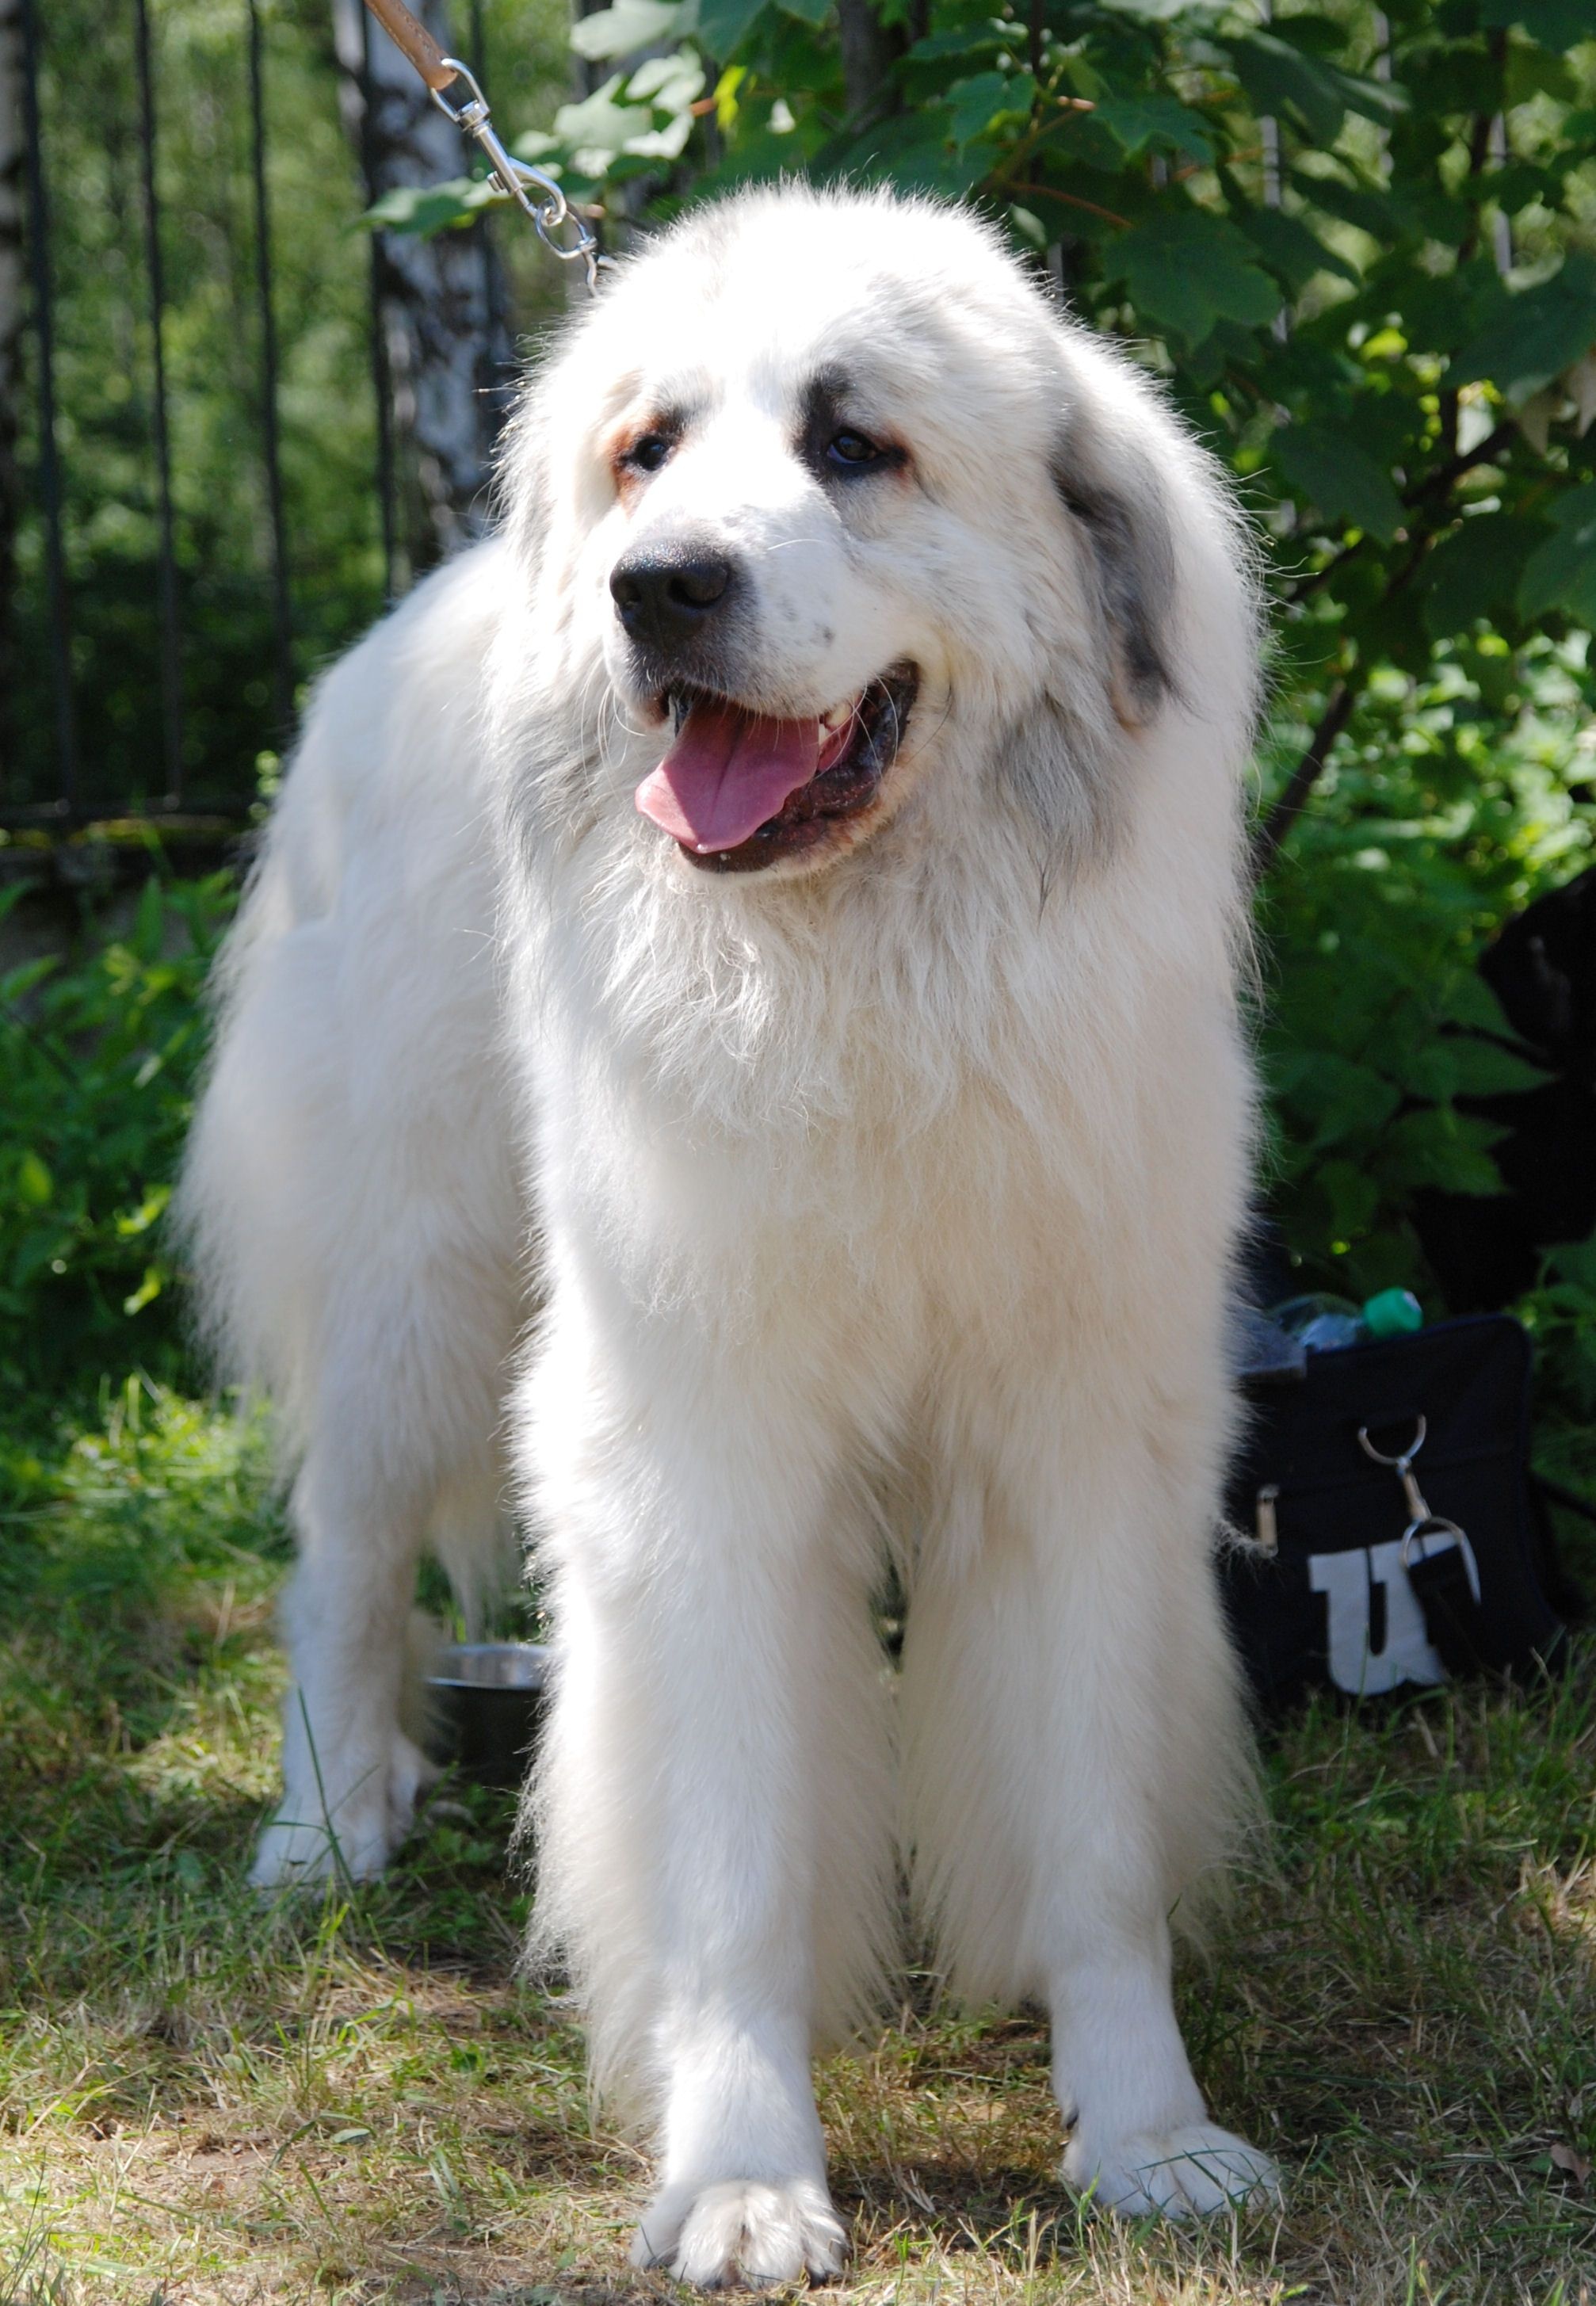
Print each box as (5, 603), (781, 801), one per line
(1049, 409), (1176, 731)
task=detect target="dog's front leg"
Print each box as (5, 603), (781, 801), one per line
(528, 1328), (851, 2289)
(903, 1395), (1281, 2220)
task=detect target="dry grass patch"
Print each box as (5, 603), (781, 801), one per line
(1, 1388), (1592, 2302)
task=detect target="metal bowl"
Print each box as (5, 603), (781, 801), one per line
(425, 1641), (549, 1790)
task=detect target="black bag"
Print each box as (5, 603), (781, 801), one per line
(1220, 1313), (1569, 1709)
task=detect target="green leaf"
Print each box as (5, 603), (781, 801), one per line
(905, 23), (1008, 63)
(1292, 166), (1404, 246)
(122, 1267), (163, 1318)
(365, 178), (502, 237)
(697, 0), (769, 56)
(1237, 207), (1358, 294)
(1384, 1109), (1505, 1197)
(945, 71), (1033, 153)
(1480, 0), (1594, 52)
(115, 1185), (172, 1239)
(1226, 30), (1404, 147)
(627, 53), (705, 108)
(1420, 514), (1545, 641)
(553, 81), (659, 155)
(1547, 1239), (1596, 1294)
(1272, 425), (1403, 545)
(1090, 95), (1215, 163)
(1319, 1158), (1380, 1239)
(838, 103), (986, 197)
(1405, 1036), (1552, 1101)
(1448, 255), (1596, 406)
(1443, 1038), (1554, 1098)
(1518, 484), (1596, 628)
(1279, 1054), (1402, 1151)
(569, 0), (685, 61)
(1110, 209), (1280, 346)
(132, 877), (164, 963)
(1441, 972), (1514, 1038)
(778, 0), (832, 24)
(17, 1152), (52, 1208)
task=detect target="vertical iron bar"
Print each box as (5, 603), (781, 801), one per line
(359, 2), (397, 602)
(246, 0), (293, 735)
(468, 0), (510, 446)
(18, 0), (76, 812)
(132, 0), (184, 804)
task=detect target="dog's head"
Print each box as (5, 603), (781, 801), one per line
(498, 187), (1257, 882)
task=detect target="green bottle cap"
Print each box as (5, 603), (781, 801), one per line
(1361, 1287), (1422, 1339)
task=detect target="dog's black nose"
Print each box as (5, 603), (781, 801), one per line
(610, 548), (735, 654)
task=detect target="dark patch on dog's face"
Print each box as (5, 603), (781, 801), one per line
(609, 408), (691, 506)
(796, 368), (911, 492)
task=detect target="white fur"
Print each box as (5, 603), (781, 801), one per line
(181, 186), (1281, 2280)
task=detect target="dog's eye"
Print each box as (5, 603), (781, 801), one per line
(827, 430), (885, 470)
(626, 435), (673, 475)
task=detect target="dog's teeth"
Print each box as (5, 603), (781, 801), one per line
(822, 703), (851, 730)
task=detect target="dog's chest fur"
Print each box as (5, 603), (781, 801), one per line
(516, 786), (1214, 1399)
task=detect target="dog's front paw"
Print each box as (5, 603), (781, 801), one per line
(250, 1731), (433, 1888)
(631, 2176), (848, 2289)
(1063, 2123), (1281, 2220)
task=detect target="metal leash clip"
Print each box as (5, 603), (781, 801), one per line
(362, 0), (613, 296)
(430, 58), (613, 295)
(1356, 1415), (1481, 1599)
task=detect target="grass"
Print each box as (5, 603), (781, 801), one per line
(1, 1380), (1592, 2304)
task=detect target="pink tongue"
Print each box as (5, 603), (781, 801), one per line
(636, 699), (821, 852)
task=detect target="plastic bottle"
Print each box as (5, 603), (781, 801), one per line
(1360, 1287), (1425, 1341)
(1270, 1288), (1422, 1353)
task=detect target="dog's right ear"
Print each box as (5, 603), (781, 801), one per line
(1048, 406), (1177, 733)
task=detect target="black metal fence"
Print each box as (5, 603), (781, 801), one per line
(5, 0), (565, 827)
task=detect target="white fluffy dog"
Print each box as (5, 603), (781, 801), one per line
(181, 185), (1278, 2281)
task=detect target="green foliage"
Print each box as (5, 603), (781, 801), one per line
(1258, 630), (1594, 1319)
(0, 867), (235, 1399)
(0, 1378), (286, 1730)
(1522, 1237), (1596, 1462)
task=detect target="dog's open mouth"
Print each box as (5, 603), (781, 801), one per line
(635, 664), (918, 872)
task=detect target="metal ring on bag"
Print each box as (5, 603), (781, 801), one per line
(1357, 1415), (1426, 1468)
(1401, 1515), (1481, 1604)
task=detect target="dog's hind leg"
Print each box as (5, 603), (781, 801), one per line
(248, 1249), (520, 1890)
(901, 1378), (1280, 2220)
(253, 1437), (439, 1886)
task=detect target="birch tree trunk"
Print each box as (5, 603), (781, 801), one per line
(330, 0), (510, 576)
(0, 0), (22, 777)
